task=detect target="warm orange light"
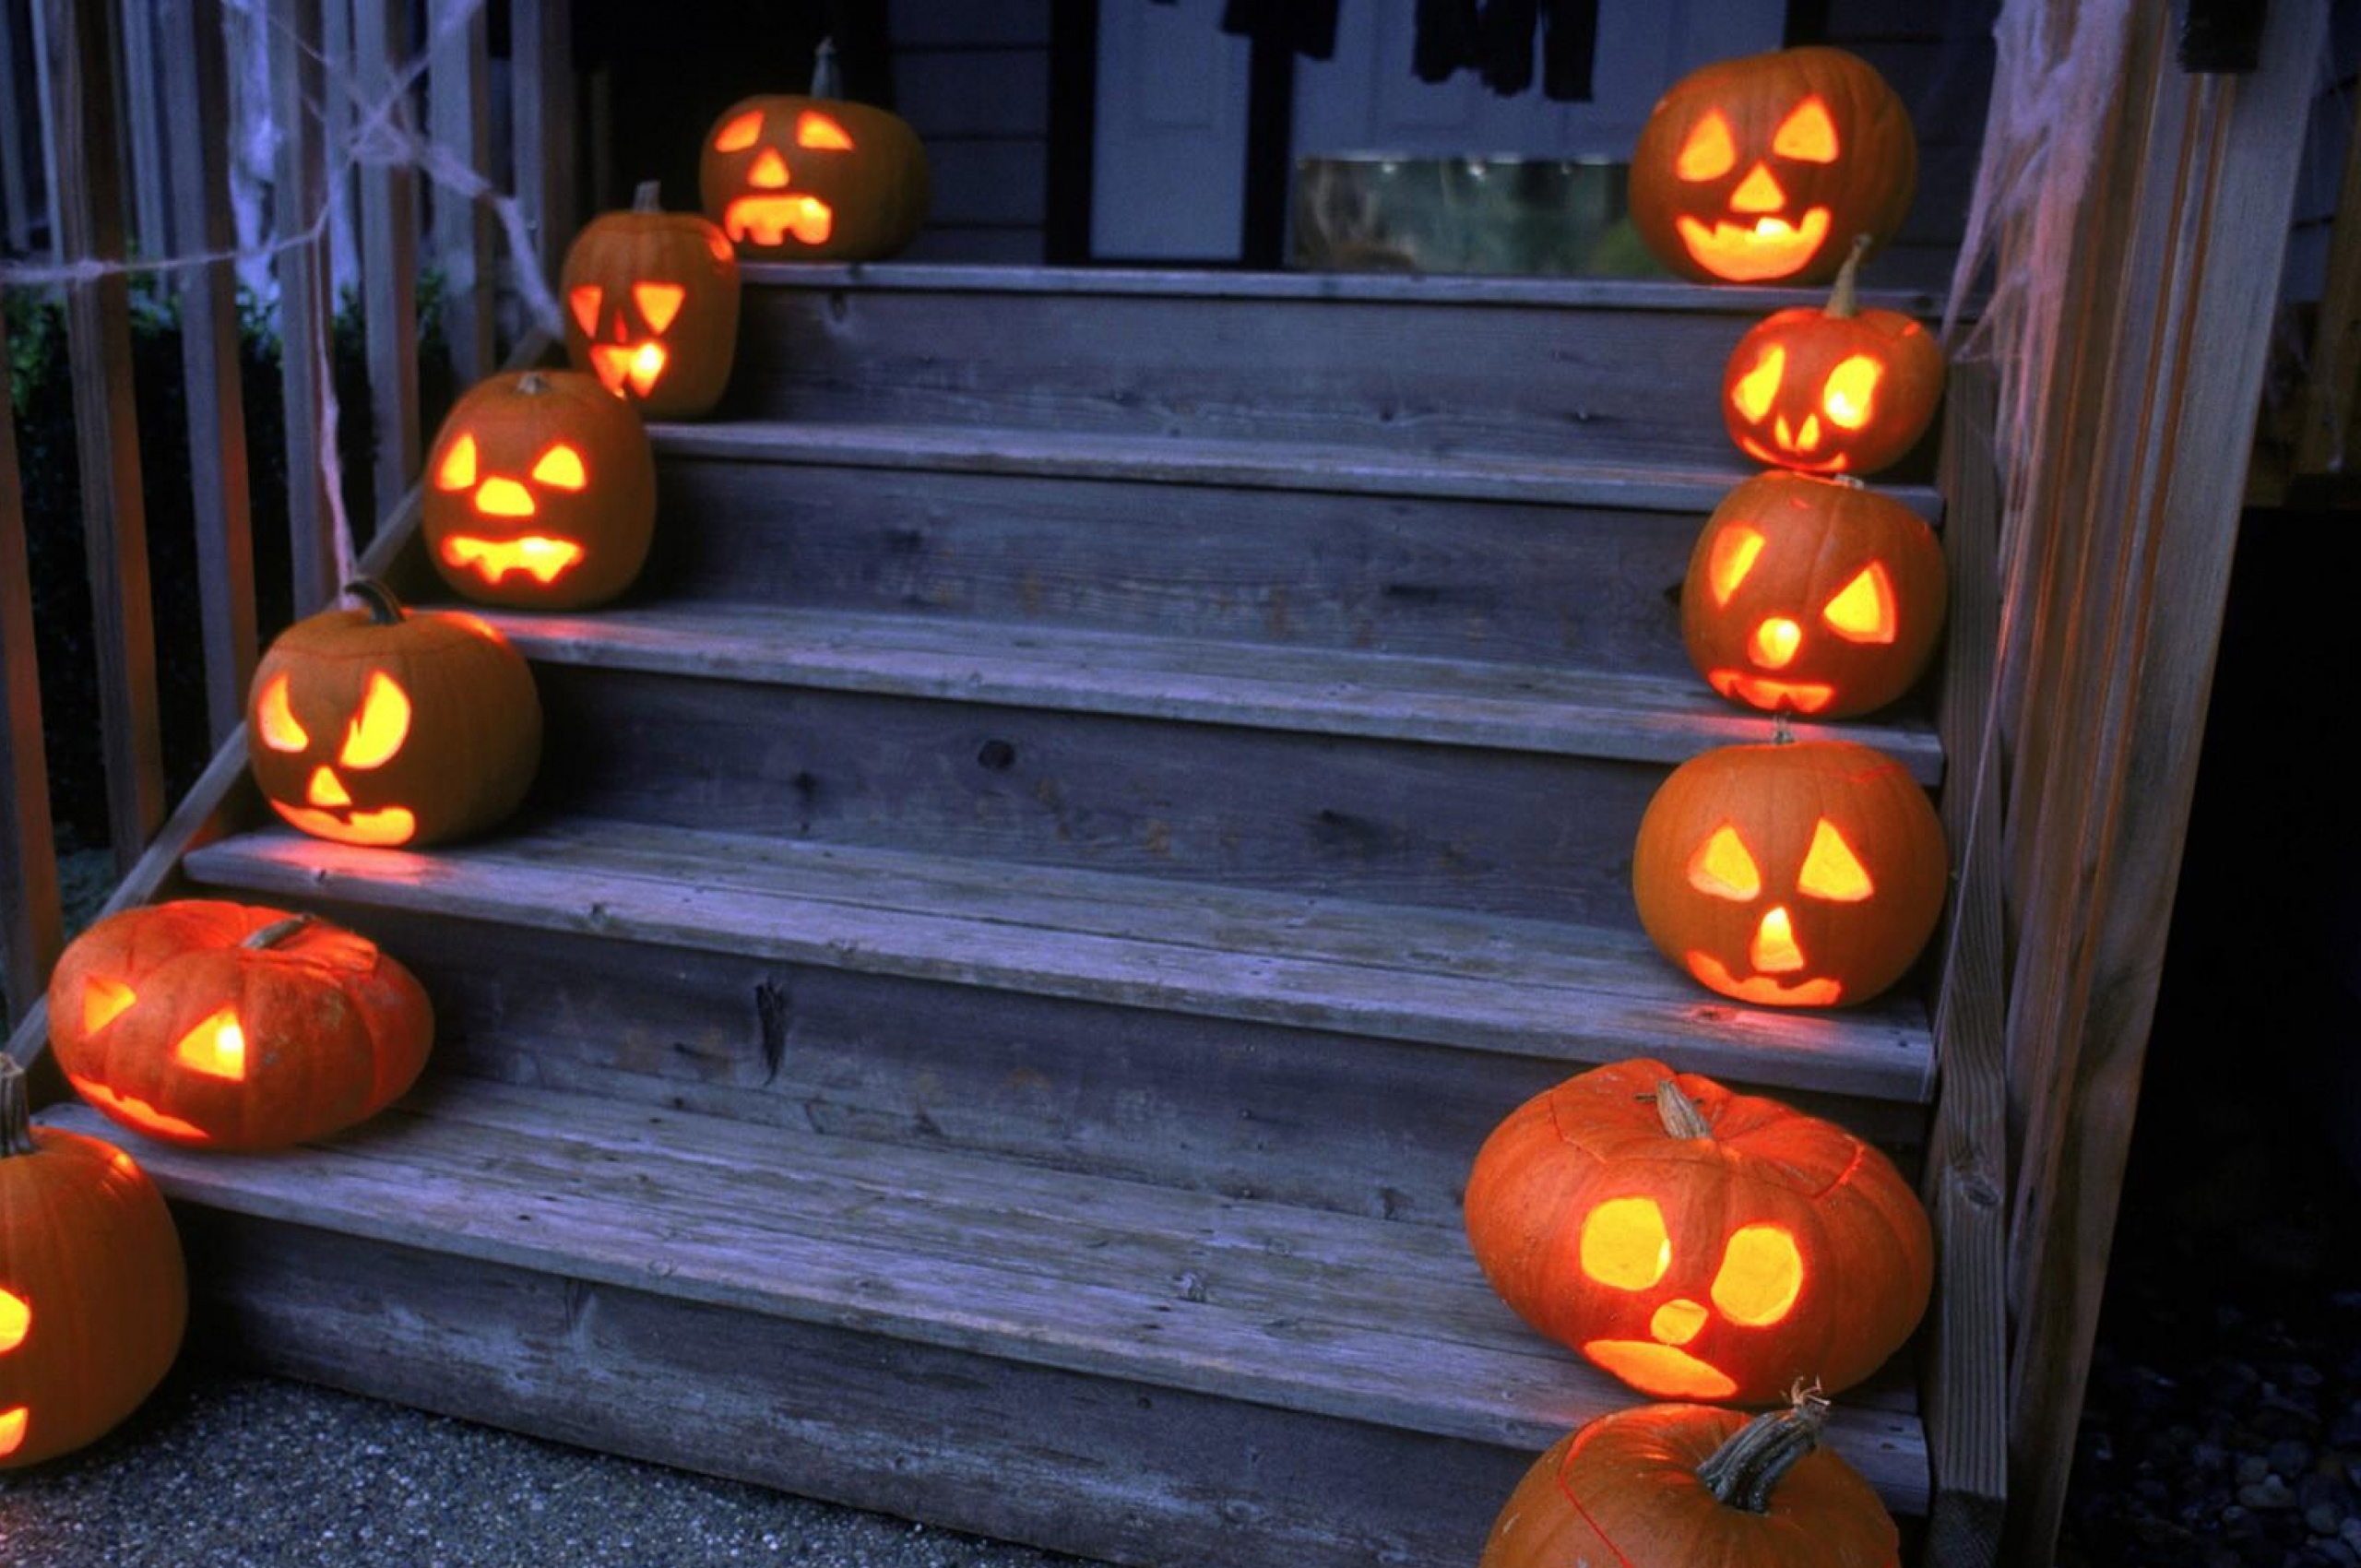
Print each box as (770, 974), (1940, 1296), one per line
(1688, 825), (1762, 902)
(1774, 411), (1823, 454)
(441, 535), (588, 587)
(1583, 1340), (1738, 1400)
(171, 1005), (247, 1081)
(1711, 1224), (1805, 1324)
(1798, 818), (1875, 902)
(1672, 208), (1833, 282)
(1728, 162), (1787, 214)
(0, 1408), (24, 1457)
(631, 282), (686, 333)
(748, 148), (790, 189)
(339, 671), (412, 769)
(1821, 354), (1882, 429)
(724, 195), (834, 247)
(1750, 906), (1806, 973)
(530, 444), (588, 490)
(268, 801), (419, 848)
(0, 1288), (29, 1352)
(1772, 96), (1840, 162)
(1750, 617), (1803, 669)
(1707, 526), (1766, 608)
(1650, 1298), (1710, 1345)
(568, 285), (603, 337)
(475, 476), (538, 517)
(1732, 347), (1785, 423)
(65, 1075), (213, 1143)
(1684, 950), (1845, 1007)
(1579, 1196), (1672, 1290)
(1705, 670), (1839, 713)
(435, 433), (479, 492)
(714, 110), (764, 152)
(1675, 111), (1737, 181)
(592, 341), (670, 398)
(82, 975), (137, 1035)
(255, 672), (310, 753)
(307, 766), (351, 808)
(1821, 563), (1898, 644)
(796, 112), (855, 150)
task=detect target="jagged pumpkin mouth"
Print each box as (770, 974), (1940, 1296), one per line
(1684, 951), (1845, 1007)
(440, 534), (588, 587)
(723, 195), (835, 247)
(1705, 671), (1838, 713)
(268, 801), (419, 849)
(1674, 208), (1833, 281)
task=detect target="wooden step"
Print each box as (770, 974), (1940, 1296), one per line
(35, 1079), (1931, 1568)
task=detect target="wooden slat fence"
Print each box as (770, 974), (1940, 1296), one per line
(0, 0), (574, 1029)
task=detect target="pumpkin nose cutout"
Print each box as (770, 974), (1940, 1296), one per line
(749, 148), (790, 189)
(476, 477), (537, 517)
(1729, 162), (1787, 214)
(1750, 906), (1807, 973)
(306, 767), (352, 809)
(1650, 1299), (1710, 1346)
(1750, 618), (1802, 669)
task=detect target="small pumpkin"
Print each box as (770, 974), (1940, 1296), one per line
(1681, 470), (1948, 719)
(1723, 235), (1946, 475)
(421, 369), (658, 610)
(0, 1055), (186, 1467)
(561, 180), (742, 420)
(1478, 1395), (1900, 1568)
(247, 579), (542, 849)
(1464, 1059), (1932, 1404)
(48, 901), (433, 1151)
(1631, 737), (1946, 1008)
(1630, 46), (1916, 286)
(699, 39), (930, 262)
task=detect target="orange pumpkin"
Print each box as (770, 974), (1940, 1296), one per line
(1631, 738), (1946, 1008)
(0, 1055), (185, 1467)
(421, 370), (658, 610)
(49, 900), (433, 1151)
(1464, 1059), (1931, 1404)
(1630, 47), (1916, 286)
(698, 41), (929, 262)
(1681, 471), (1947, 719)
(1478, 1396), (1899, 1568)
(247, 580), (542, 849)
(561, 180), (742, 420)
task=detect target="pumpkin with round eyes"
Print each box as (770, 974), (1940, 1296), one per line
(1631, 738), (1946, 1009)
(1681, 470), (1947, 719)
(1723, 237), (1946, 476)
(561, 181), (742, 420)
(48, 901), (433, 1151)
(1630, 46), (1916, 286)
(0, 1056), (185, 1468)
(246, 580), (542, 849)
(698, 41), (929, 262)
(1464, 1059), (1932, 1405)
(421, 369), (657, 610)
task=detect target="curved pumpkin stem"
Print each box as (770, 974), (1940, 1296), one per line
(1696, 1388), (1831, 1513)
(1652, 1076), (1715, 1140)
(632, 179), (664, 214)
(242, 913), (319, 951)
(1771, 712), (1797, 746)
(0, 1056), (36, 1159)
(1824, 233), (1873, 321)
(343, 579), (407, 627)
(811, 35), (842, 98)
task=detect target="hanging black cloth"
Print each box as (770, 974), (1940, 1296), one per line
(1458, 0), (1599, 101)
(1413, 0), (1481, 82)
(1218, 0), (1340, 60)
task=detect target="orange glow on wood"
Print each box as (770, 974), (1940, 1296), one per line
(631, 282), (686, 333)
(1772, 95), (1841, 161)
(1821, 353), (1882, 429)
(268, 801), (419, 848)
(1731, 348), (1784, 423)
(1687, 826), (1762, 902)
(435, 433), (478, 492)
(80, 975), (137, 1035)
(1750, 905), (1807, 973)
(1582, 1340), (1738, 1400)
(65, 1075), (213, 1143)
(1798, 818), (1876, 901)
(796, 111), (855, 150)
(713, 110), (764, 152)
(0, 1288), (28, 1352)
(1706, 526), (1766, 608)
(1712, 1224), (1806, 1324)
(1675, 111), (1737, 181)
(1821, 564), (1898, 643)
(441, 535), (589, 587)
(338, 672), (412, 769)
(1578, 1196), (1673, 1290)
(255, 673), (310, 753)
(170, 1006), (248, 1082)
(1750, 616), (1803, 669)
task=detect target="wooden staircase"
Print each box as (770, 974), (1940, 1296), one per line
(40, 264), (1957, 1566)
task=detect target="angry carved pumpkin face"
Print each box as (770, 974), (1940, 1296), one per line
(697, 93), (930, 262)
(559, 184), (742, 421)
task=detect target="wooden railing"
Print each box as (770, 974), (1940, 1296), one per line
(0, 0), (572, 1032)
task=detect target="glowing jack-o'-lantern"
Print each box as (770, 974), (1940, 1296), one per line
(698, 40), (930, 261)
(1632, 738), (1946, 1008)
(48, 900), (433, 1151)
(1681, 470), (1947, 719)
(246, 579), (542, 849)
(1464, 1058), (1932, 1404)
(1723, 236), (1946, 476)
(561, 181), (742, 421)
(1630, 47), (1916, 285)
(1477, 1395), (1901, 1568)
(421, 369), (657, 610)
(0, 1056), (185, 1468)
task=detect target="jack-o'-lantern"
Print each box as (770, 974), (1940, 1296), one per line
(421, 369), (657, 610)
(1477, 1395), (1900, 1568)
(1631, 738), (1946, 1008)
(561, 181), (742, 420)
(1723, 236), (1946, 475)
(1630, 47), (1916, 285)
(246, 579), (542, 849)
(1464, 1059), (1932, 1404)
(48, 900), (433, 1151)
(1681, 471), (1947, 719)
(698, 39), (930, 261)
(0, 1056), (185, 1467)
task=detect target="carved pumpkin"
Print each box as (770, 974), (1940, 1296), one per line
(0, 1056), (185, 1467)
(421, 370), (657, 610)
(561, 181), (742, 420)
(48, 901), (433, 1151)
(1464, 1060), (1932, 1404)
(246, 580), (542, 849)
(1632, 738), (1946, 1008)
(1630, 47), (1916, 285)
(1723, 237), (1946, 476)
(1681, 471), (1947, 719)
(698, 40), (930, 261)
(1478, 1396), (1900, 1568)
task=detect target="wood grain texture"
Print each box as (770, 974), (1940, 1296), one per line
(0, 313), (60, 1030)
(428, 0), (498, 386)
(354, 0), (421, 525)
(268, 0), (340, 614)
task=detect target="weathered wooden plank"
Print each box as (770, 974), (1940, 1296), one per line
(511, 0), (575, 291)
(269, 0), (341, 613)
(0, 309), (60, 1029)
(921, 141), (1049, 228)
(160, 0), (260, 748)
(427, 0), (497, 385)
(354, 0), (423, 526)
(36, 0), (166, 874)
(183, 824), (1938, 1104)
(116, 0), (170, 254)
(894, 48), (1051, 138)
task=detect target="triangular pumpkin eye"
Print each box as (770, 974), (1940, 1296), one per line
(1797, 817), (1875, 901)
(1688, 824), (1762, 901)
(531, 444), (588, 490)
(1772, 96), (1840, 162)
(796, 111), (855, 150)
(632, 282), (686, 333)
(82, 975), (137, 1034)
(255, 671), (311, 753)
(1732, 346), (1785, 424)
(434, 433), (478, 492)
(339, 671), (412, 770)
(1677, 111), (1738, 181)
(714, 110), (765, 152)
(1821, 354), (1882, 430)
(1821, 563), (1898, 644)
(1706, 525), (1767, 608)
(568, 285), (603, 337)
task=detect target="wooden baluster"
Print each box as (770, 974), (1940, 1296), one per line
(271, 0), (341, 612)
(0, 310), (62, 1031)
(429, 0), (497, 385)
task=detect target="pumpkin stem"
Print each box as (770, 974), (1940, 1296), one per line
(1697, 1388), (1832, 1514)
(811, 35), (842, 98)
(632, 179), (664, 213)
(1825, 234), (1873, 320)
(1772, 712), (1797, 745)
(513, 371), (552, 397)
(1651, 1077), (1715, 1140)
(343, 579), (406, 626)
(0, 1056), (36, 1159)
(242, 913), (319, 951)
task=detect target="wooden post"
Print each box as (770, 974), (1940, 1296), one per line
(117, 0), (171, 255)
(0, 0), (34, 254)
(160, 0), (260, 749)
(353, 0), (422, 527)
(512, 0), (576, 291)
(270, 0), (342, 613)
(0, 310), (62, 1031)
(34, 0), (166, 877)
(428, 0), (497, 385)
